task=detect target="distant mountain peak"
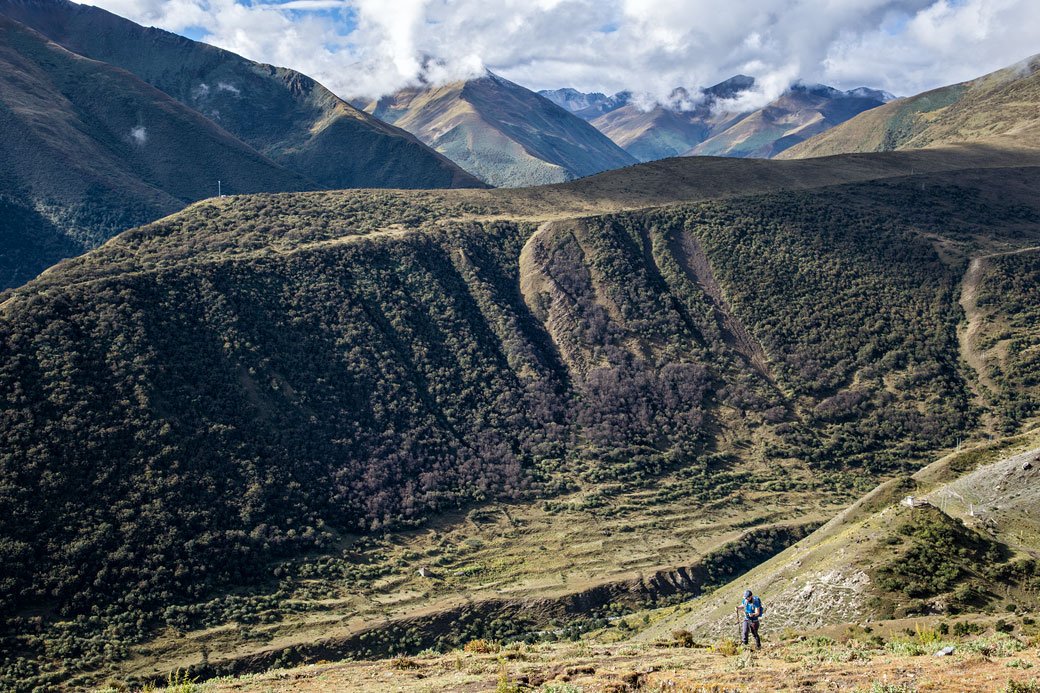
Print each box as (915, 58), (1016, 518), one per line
(365, 73), (637, 187)
(588, 75), (890, 162)
(703, 74), (756, 99)
(846, 86), (897, 102)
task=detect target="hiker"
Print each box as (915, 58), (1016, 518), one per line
(740, 589), (762, 648)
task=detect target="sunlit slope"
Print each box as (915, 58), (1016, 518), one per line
(363, 72), (638, 187)
(688, 85), (888, 158)
(587, 80), (886, 162)
(640, 432), (1040, 642)
(779, 53), (1040, 159)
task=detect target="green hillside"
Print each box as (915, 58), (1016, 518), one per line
(971, 248), (1040, 430)
(363, 72), (638, 187)
(778, 53), (1040, 159)
(3, 141), (1040, 688)
(0, 0), (485, 192)
(641, 431), (1040, 642)
(0, 13), (312, 288)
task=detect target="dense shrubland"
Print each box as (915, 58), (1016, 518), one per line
(683, 187), (981, 471)
(975, 251), (1040, 430)
(1, 176), (1038, 689)
(874, 508), (1003, 605)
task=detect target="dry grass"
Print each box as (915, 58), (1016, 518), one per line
(176, 628), (1040, 692)
(114, 463), (837, 685)
(779, 53), (1040, 160)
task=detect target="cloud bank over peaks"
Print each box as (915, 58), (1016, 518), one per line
(84, 0), (1040, 106)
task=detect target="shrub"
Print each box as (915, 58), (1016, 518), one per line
(966, 634), (1027, 658)
(1002, 680), (1040, 693)
(672, 629), (696, 648)
(886, 639), (925, 657)
(953, 621), (984, 637)
(496, 662), (521, 693)
(165, 670), (199, 693)
(713, 638), (738, 656)
(463, 639), (500, 654)
(913, 623), (943, 646)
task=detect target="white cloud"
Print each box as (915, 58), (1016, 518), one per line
(129, 126), (147, 145)
(83, 0), (1040, 105)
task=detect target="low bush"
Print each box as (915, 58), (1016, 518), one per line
(463, 639), (501, 654)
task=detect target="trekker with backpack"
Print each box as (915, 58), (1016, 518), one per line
(740, 589), (762, 648)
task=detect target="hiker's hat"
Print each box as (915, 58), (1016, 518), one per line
(743, 590), (752, 598)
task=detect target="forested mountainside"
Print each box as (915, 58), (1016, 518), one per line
(362, 72), (637, 187)
(779, 52), (1040, 159)
(0, 0), (483, 291)
(0, 13), (312, 289)
(3, 142), (1040, 688)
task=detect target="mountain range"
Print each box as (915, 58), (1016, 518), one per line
(543, 77), (893, 161)
(360, 71), (638, 187)
(0, 0), (483, 289)
(778, 52), (1040, 158)
(538, 86), (634, 120)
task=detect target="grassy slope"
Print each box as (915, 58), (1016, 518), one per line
(182, 631), (1040, 693)
(779, 53), (1040, 159)
(0, 13), (313, 288)
(641, 430), (1040, 642)
(0, 0), (485, 191)
(364, 73), (637, 187)
(126, 436), (1040, 691)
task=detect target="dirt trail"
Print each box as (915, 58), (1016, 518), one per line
(668, 230), (775, 384)
(958, 245), (1040, 404)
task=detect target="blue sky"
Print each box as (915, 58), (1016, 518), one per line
(88, 0), (1040, 107)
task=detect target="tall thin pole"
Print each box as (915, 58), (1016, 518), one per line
(218, 180), (221, 197)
